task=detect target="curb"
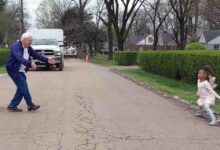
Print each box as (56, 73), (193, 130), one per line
(111, 70), (203, 114)
(0, 74), (7, 78)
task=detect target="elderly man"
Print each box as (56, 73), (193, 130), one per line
(6, 32), (55, 112)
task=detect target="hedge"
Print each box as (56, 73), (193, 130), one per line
(137, 50), (220, 85)
(114, 51), (138, 66)
(185, 43), (207, 50)
(0, 49), (9, 66)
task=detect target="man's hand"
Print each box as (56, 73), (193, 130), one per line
(31, 61), (37, 69)
(48, 58), (56, 65)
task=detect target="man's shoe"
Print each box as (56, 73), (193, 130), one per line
(28, 104), (40, 111)
(7, 106), (22, 112)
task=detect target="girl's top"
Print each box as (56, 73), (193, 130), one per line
(197, 79), (220, 100)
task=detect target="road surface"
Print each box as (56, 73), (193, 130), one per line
(0, 60), (220, 150)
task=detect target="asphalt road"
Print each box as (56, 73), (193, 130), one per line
(0, 60), (220, 150)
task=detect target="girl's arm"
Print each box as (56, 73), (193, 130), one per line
(205, 82), (220, 99)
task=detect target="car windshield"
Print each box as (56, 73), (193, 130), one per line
(32, 39), (58, 45)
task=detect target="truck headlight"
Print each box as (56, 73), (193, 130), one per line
(55, 51), (61, 55)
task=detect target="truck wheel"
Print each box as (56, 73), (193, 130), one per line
(58, 57), (64, 71)
(58, 63), (63, 71)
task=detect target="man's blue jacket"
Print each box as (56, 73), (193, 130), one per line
(6, 41), (48, 79)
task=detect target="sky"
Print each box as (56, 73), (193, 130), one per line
(23, 0), (97, 28)
(12, 0), (134, 28)
(8, 0), (43, 27)
(24, 0), (44, 27)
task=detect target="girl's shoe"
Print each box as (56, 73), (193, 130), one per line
(209, 120), (217, 126)
(195, 112), (205, 118)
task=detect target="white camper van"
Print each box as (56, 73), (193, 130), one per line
(28, 29), (64, 71)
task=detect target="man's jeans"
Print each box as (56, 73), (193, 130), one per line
(9, 72), (33, 108)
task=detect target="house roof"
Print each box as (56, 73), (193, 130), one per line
(128, 35), (147, 44)
(203, 30), (220, 42)
(127, 32), (174, 46)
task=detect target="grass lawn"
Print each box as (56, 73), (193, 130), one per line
(118, 69), (220, 113)
(90, 54), (116, 67)
(0, 66), (6, 74)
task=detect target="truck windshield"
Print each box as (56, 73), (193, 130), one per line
(32, 39), (58, 45)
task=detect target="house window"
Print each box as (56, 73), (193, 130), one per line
(214, 45), (220, 50)
(148, 37), (153, 43)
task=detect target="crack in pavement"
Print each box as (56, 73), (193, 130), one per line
(73, 91), (153, 150)
(72, 90), (220, 150)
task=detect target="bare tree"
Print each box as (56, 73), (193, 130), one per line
(99, 0), (114, 60)
(36, 0), (71, 28)
(72, 0), (90, 26)
(92, 0), (105, 56)
(130, 10), (151, 37)
(3, 1), (29, 44)
(0, 0), (6, 11)
(143, 0), (172, 50)
(190, 0), (200, 41)
(200, 0), (220, 30)
(104, 0), (145, 51)
(168, 0), (193, 49)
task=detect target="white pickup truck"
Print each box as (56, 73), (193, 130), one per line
(29, 29), (64, 71)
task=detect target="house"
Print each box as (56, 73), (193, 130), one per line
(100, 41), (118, 54)
(125, 32), (177, 51)
(199, 30), (220, 50)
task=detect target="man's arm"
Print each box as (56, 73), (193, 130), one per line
(11, 44), (31, 67)
(29, 47), (56, 65)
(29, 47), (48, 63)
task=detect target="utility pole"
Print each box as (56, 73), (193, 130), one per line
(20, 0), (24, 36)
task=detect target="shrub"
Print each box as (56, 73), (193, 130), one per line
(114, 51), (138, 66)
(0, 49), (9, 66)
(137, 50), (220, 85)
(185, 43), (207, 50)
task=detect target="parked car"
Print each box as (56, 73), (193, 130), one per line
(65, 46), (78, 57)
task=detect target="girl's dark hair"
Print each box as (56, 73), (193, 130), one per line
(203, 65), (214, 76)
(202, 65), (214, 80)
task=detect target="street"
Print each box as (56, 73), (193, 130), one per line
(0, 60), (220, 150)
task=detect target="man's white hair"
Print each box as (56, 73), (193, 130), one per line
(21, 32), (33, 41)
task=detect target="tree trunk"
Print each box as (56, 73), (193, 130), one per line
(86, 35), (93, 58)
(93, 41), (97, 56)
(108, 16), (113, 60)
(88, 42), (93, 57)
(153, 27), (158, 51)
(153, 35), (159, 51)
(117, 34), (125, 51)
(180, 22), (186, 50)
(192, 1), (199, 42)
(118, 40), (124, 51)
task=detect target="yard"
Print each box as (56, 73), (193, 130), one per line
(90, 54), (116, 66)
(0, 66), (6, 74)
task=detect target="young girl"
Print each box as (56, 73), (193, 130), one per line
(196, 67), (220, 126)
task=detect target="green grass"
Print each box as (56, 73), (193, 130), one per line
(0, 66), (6, 74)
(118, 69), (220, 113)
(91, 54), (116, 66)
